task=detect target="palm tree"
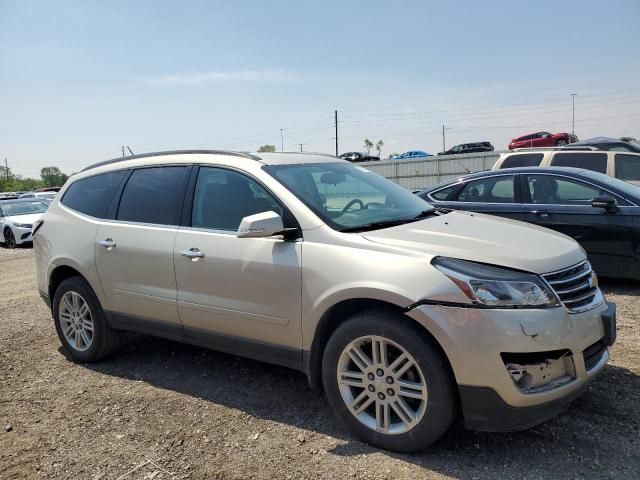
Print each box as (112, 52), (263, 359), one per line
(375, 140), (384, 158)
(363, 138), (374, 154)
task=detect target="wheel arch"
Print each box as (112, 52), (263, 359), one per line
(304, 297), (453, 391)
(48, 261), (103, 308)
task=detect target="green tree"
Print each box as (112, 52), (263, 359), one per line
(40, 166), (68, 187)
(257, 144), (276, 152)
(363, 138), (374, 154)
(375, 140), (384, 158)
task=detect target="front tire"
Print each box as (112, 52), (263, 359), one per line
(322, 310), (456, 452)
(52, 276), (119, 362)
(4, 228), (16, 249)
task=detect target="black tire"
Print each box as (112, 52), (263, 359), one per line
(556, 139), (568, 146)
(322, 310), (456, 452)
(4, 228), (16, 249)
(52, 276), (120, 362)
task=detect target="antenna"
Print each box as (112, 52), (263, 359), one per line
(457, 161), (471, 174)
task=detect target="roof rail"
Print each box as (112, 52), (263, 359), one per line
(510, 146), (599, 152)
(262, 151), (338, 158)
(81, 149), (262, 172)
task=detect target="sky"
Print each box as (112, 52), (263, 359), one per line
(1, 0), (640, 177)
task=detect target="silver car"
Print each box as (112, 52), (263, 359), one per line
(34, 150), (616, 452)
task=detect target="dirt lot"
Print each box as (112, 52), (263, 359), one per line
(0, 248), (639, 480)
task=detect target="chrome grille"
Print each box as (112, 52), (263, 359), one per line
(542, 261), (600, 313)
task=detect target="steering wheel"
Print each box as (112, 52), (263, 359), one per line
(342, 199), (364, 213)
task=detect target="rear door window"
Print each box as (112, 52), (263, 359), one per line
(61, 170), (127, 218)
(615, 154), (640, 181)
(116, 166), (189, 225)
(550, 153), (607, 174)
(499, 153), (544, 169)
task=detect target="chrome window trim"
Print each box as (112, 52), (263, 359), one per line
(427, 173), (517, 204)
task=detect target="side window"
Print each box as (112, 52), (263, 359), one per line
(500, 153), (543, 169)
(191, 167), (283, 231)
(456, 176), (515, 203)
(117, 166), (188, 225)
(527, 175), (602, 205)
(615, 154), (640, 181)
(61, 170), (127, 218)
(430, 185), (458, 201)
(550, 153), (607, 174)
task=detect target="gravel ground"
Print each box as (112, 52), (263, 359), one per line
(0, 247), (639, 480)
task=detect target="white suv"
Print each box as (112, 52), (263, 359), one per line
(493, 147), (640, 185)
(34, 150), (616, 452)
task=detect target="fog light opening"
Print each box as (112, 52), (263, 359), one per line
(502, 351), (575, 393)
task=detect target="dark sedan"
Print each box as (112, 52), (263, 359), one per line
(418, 167), (640, 280)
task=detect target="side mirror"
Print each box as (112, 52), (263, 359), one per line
(592, 195), (617, 213)
(236, 211), (285, 238)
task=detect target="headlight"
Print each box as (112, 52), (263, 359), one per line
(13, 223), (32, 229)
(432, 257), (559, 308)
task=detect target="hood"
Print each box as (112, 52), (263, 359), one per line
(361, 210), (584, 274)
(5, 213), (43, 225)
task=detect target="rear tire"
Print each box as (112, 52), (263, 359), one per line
(556, 139), (568, 146)
(322, 310), (456, 452)
(52, 276), (120, 362)
(4, 228), (16, 249)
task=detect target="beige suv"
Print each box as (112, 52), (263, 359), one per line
(492, 147), (640, 185)
(34, 150), (616, 452)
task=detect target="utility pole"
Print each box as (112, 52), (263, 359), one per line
(570, 93), (577, 135)
(280, 129), (284, 152)
(122, 146), (125, 158)
(334, 110), (339, 156)
(4, 158), (8, 180)
(442, 125), (451, 152)
(297, 143), (304, 152)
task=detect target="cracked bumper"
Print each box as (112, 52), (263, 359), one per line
(406, 300), (613, 431)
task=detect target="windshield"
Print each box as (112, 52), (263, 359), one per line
(1, 201), (49, 216)
(264, 162), (434, 231)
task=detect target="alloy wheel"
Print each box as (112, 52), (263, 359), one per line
(59, 291), (94, 352)
(336, 335), (427, 435)
(4, 230), (16, 249)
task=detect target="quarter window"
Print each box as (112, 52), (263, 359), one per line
(500, 153), (543, 169)
(615, 154), (640, 181)
(550, 153), (608, 174)
(191, 167), (283, 231)
(527, 175), (602, 205)
(61, 170), (127, 218)
(117, 166), (188, 225)
(456, 176), (515, 203)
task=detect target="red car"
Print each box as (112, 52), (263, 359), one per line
(508, 131), (578, 150)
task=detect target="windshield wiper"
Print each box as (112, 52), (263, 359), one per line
(340, 210), (437, 233)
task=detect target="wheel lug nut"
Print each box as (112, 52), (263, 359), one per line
(387, 388), (394, 396)
(378, 392), (385, 400)
(386, 377), (394, 384)
(367, 373), (375, 381)
(376, 368), (384, 376)
(368, 385), (375, 392)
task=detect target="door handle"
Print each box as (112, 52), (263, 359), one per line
(180, 248), (205, 260)
(98, 238), (116, 249)
(531, 210), (550, 218)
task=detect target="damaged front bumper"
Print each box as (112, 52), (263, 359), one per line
(406, 300), (616, 432)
